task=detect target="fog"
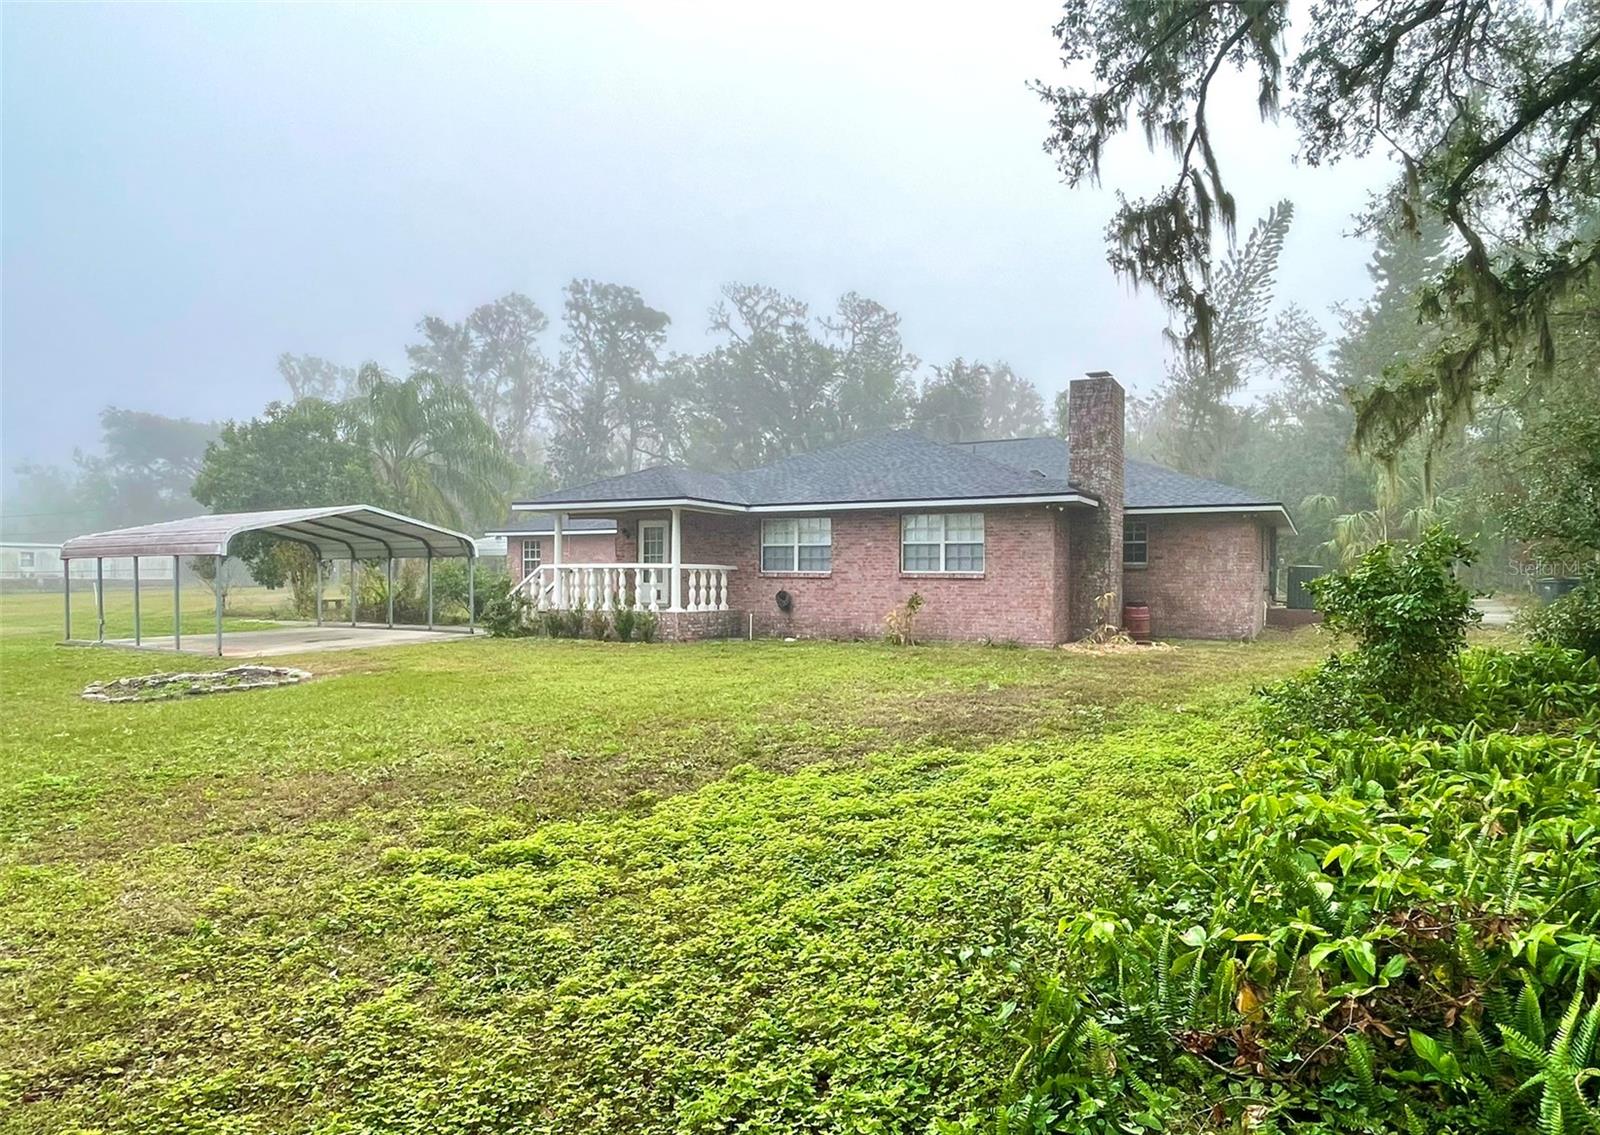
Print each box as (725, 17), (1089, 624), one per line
(3, 0), (1389, 479)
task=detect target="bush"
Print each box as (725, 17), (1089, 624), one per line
(1310, 525), (1479, 687)
(1262, 527), (1481, 732)
(1521, 572), (1600, 659)
(586, 606), (610, 641)
(989, 649), (1600, 1135)
(884, 592), (925, 646)
(613, 605), (637, 643)
(481, 590), (532, 638)
(636, 608), (659, 644)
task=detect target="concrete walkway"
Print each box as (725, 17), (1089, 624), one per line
(96, 625), (476, 658)
(1475, 597), (1518, 629)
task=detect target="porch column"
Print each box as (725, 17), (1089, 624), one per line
(214, 554), (225, 656)
(669, 507), (683, 612)
(173, 556), (182, 652)
(552, 512), (565, 608)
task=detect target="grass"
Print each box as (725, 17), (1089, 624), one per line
(0, 587), (1326, 1133)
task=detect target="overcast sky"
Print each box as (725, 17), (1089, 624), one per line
(2, 1), (1394, 475)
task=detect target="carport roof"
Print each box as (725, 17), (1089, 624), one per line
(60, 506), (477, 561)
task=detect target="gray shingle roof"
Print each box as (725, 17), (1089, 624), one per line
(952, 437), (1280, 509)
(517, 431), (1283, 513)
(485, 514), (617, 536)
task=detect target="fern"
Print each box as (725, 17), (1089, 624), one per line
(1346, 1032), (1382, 1113)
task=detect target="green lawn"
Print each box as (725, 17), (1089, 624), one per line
(0, 588), (1325, 1134)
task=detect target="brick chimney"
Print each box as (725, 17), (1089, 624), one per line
(1068, 371), (1125, 637)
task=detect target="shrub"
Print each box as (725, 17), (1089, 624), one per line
(613, 605), (638, 643)
(884, 592), (925, 646)
(1262, 527), (1481, 732)
(537, 609), (565, 638)
(586, 606), (610, 641)
(1310, 525), (1480, 688)
(1521, 572), (1600, 659)
(636, 608), (659, 643)
(561, 598), (587, 639)
(990, 650), (1600, 1135)
(481, 590), (532, 638)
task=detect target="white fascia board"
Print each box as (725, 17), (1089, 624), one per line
(754, 494), (1097, 513)
(1127, 504), (1298, 535)
(482, 526), (618, 537)
(512, 497), (749, 515)
(514, 493), (1097, 515)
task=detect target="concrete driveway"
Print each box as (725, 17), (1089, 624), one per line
(97, 625), (477, 657)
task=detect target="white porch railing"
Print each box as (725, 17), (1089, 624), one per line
(513, 563), (734, 613)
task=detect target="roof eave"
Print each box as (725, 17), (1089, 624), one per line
(1127, 503), (1298, 535)
(514, 492), (1098, 514)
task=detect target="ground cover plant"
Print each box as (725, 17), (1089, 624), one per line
(0, 588), (1326, 1134)
(982, 536), (1600, 1134)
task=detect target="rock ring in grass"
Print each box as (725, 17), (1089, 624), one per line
(81, 666), (312, 703)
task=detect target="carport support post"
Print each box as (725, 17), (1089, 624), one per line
(173, 556), (182, 652)
(214, 555), (225, 657)
(386, 556), (394, 628)
(425, 548), (434, 630)
(350, 557), (357, 627)
(63, 560), (71, 641)
(468, 553), (476, 634)
(132, 557), (141, 646)
(314, 558), (323, 627)
(96, 558), (105, 642)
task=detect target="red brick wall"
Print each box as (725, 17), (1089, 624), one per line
(1121, 514), (1269, 640)
(681, 506), (1070, 645)
(505, 532), (617, 579)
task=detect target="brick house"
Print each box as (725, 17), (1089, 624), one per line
(503, 373), (1294, 643)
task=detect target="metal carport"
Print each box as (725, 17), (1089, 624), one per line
(59, 505), (478, 655)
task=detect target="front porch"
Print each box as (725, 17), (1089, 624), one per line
(507, 508), (740, 635)
(516, 562), (735, 615)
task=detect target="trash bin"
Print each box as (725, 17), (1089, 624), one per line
(1535, 577), (1582, 604)
(1287, 565), (1324, 610)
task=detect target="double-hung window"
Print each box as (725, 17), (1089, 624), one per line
(901, 512), (984, 573)
(521, 539), (542, 579)
(761, 517), (832, 573)
(1123, 520), (1149, 567)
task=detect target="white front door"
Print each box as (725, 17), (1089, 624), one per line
(639, 521), (668, 607)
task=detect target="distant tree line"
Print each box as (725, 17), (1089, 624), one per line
(278, 280), (1052, 487)
(5, 281), (1053, 542)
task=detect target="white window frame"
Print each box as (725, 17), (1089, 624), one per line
(1123, 520), (1149, 568)
(521, 538), (542, 579)
(18, 551), (36, 569)
(760, 517), (832, 574)
(901, 512), (985, 574)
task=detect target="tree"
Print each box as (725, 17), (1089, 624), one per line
(191, 400), (382, 609)
(547, 280), (671, 481)
(278, 354), (358, 403)
(406, 293), (552, 464)
(672, 285), (918, 469)
(345, 364), (515, 531)
(1143, 200), (1294, 478)
(913, 359), (1046, 442)
(1036, 1), (1600, 461)
(822, 291), (918, 438)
